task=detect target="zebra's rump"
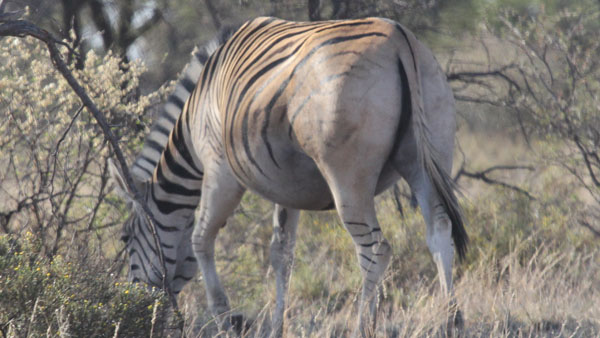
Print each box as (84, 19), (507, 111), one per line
(201, 17), (405, 208)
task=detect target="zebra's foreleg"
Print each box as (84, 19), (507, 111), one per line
(269, 204), (300, 338)
(192, 167), (245, 332)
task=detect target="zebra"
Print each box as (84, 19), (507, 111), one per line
(109, 17), (468, 337)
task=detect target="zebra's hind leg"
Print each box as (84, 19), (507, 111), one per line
(191, 165), (245, 333)
(269, 204), (300, 338)
(411, 175), (463, 333)
(319, 168), (392, 337)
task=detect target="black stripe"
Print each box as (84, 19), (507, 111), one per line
(154, 219), (180, 233)
(164, 255), (177, 265)
(346, 221), (369, 227)
(146, 139), (164, 153)
(237, 26), (322, 81)
(360, 263), (374, 273)
(173, 274), (194, 282)
(168, 94), (185, 110)
(232, 42), (306, 176)
(240, 109), (267, 177)
(353, 231), (373, 238)
(223, 20), (290, 115)
(163, 145), (203, 180)
(174, 115), (203, 175)
(227, 18), (280, 73)
(359, 241), (378, 248)
(161, 242), (174, 249)
(131, 219), (157, 254)
(195, 50), (209, 64)
(129, 245), (157, 279)
(313, 20), (374, 33)
(199, 56), (214, 93)
(156, 161), (201, 196)
(131, 264), (140, 271)
(359, 253), (376, 264)
(318, 32), (387, 49)
(128, 250), (159, 285)
(139, 155), (158, 168)
(225, 21), (324, 114)
(162, 107), (178, 124)
(152, 123), (171, 139)
(133, 160), (153, 177)
(133, 219), (168, 257)
(151, 184), (197, 214)
(207, 47), (225, 85)
(181, 77), (197, 93)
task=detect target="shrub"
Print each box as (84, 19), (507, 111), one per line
(0, 233), (169, 337)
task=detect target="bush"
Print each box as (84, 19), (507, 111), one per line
(0, 233), (169, 337)
(0, 35), (165, 257)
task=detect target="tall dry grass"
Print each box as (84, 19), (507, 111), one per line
(176, 131), (599, 337)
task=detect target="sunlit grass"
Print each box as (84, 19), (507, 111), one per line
(176, 131), (600, 337)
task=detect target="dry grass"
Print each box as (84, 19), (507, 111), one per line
(173, 130), (600, 337)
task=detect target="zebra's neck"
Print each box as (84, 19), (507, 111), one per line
(149, 112), (204, 228)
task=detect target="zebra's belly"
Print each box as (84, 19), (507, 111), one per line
(228, 142), (401, 211)
(231, 145), (336, 210)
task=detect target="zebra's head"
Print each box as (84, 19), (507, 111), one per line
(108, 159), (198, 292)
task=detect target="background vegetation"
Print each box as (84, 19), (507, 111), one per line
(1, 0), (599, 337)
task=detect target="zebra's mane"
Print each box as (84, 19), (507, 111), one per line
(131, 26), (239, 181)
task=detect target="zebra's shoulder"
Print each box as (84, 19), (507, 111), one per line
(130, 25), (240, 181)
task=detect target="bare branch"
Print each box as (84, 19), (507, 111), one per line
(455, 165), (535, 200)
(447, 65), (521, 91)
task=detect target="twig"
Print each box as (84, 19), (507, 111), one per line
(49, 105), (83, 195)
(447, 65), (521, 91)
(454, 165), (536, 200)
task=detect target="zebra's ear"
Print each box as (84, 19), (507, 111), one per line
(108, 158), (135, 202)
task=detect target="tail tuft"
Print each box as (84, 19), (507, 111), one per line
(394, 23), (468, 261)
(428, 160), (469, 261)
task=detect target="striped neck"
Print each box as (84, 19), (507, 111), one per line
(149, 111), (204, 228)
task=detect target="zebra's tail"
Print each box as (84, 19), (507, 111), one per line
(395, 24), (468, 261)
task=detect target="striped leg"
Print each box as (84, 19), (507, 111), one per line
(269, 205), (300, 338)
(191, 166), (245, 331)
(320, 169), (392, 337)
(340, 199), (392, 337)
(171, 230), (199, 295)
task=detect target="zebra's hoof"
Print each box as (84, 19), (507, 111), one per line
(230, 314), (244, 335)
(446, 308), (464, 337)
